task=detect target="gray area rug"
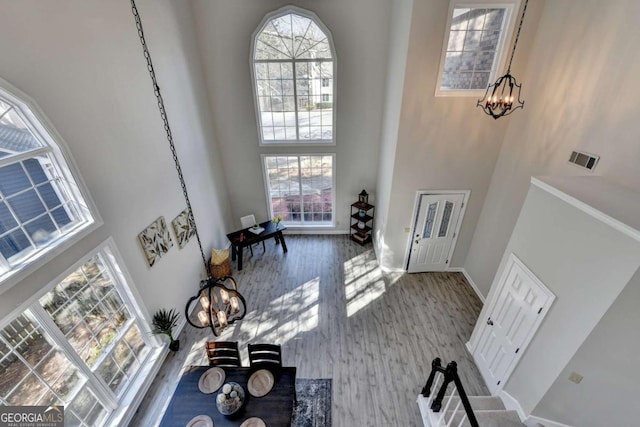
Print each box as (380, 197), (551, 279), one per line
(292, 379), (332, 427)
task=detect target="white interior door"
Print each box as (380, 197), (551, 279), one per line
(472, 254), (555, 394)
(407, 193), (465, 272)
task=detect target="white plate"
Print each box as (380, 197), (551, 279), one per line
(240, 417), (266, 427)
(186, 414), (214, 427)
(247, 369), (274, 397)
(198, 367), (225, 394)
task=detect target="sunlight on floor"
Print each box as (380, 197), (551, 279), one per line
(240, 276), (320, 346)
(344, 250), (386, 317)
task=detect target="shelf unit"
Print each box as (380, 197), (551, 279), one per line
(350, 201), (374, 245)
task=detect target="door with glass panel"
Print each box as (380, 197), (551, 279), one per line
(407, 193), (465, 272)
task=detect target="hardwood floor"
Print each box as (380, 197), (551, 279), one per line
(130, 235), (488, 427)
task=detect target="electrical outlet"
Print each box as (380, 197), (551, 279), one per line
(404, 227), (410, 233)
(568, 372), (583, 384)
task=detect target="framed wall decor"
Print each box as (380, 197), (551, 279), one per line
(138, 216), (173, 267)
(172, 208), (195, 249)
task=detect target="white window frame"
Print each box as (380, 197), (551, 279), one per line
(0, 77), (101, 293)
(250, 5), (338, 146)
(0, 238), (161, 427)
(261, 153), (336, 228)
(435, 0), (520, 97)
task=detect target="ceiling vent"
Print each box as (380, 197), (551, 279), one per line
(569, 151), (599, 171)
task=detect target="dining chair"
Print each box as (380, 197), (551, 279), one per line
(248, 343), (282, 370)
(240, 214), (265, 256)
(205, 341), (242, 367)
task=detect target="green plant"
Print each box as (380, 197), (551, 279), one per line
(151, 308), (180, 343)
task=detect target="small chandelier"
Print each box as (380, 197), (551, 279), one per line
(130, 0), (247, 337)
(477, 0), (529, 119)
(186, 276), (247, 336)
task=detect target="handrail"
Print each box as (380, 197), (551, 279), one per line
(421, 357), (479, 427)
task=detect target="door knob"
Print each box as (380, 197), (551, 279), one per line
(487, 318), (494, 326)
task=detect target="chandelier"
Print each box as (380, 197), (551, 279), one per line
(130, 0), (247, 336)
(185, 276), (247, 336)
(477, 0), (529, 119)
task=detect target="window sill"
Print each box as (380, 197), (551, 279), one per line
(106, 345), (166, 427)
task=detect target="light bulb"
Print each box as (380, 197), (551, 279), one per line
(197, 310), (209, 326)
(217, 310), (228, 327)
(230, 297), (240, 313)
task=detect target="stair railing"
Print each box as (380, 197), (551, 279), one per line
(421, 357), (479, 427)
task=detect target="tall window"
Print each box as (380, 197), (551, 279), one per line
(0, 80), (96, 288)
(0, 244), (156, 426)
(251, 7), (336, 144)
(436, 0), (519, 96)
(263, 155), (334, 226)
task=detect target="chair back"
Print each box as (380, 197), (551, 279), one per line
(248, 343), (282, 369)
(240, 214), (257, 229)
(206, 341), (241, 367)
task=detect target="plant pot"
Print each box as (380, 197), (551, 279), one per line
(169, 339), (180, 351)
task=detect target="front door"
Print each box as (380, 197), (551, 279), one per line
(472, 254), (555, 394)
(407, 193), (465, 272)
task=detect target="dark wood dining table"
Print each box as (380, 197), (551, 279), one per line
(159, 365), (297, 427)
(226, 220), (287, 270)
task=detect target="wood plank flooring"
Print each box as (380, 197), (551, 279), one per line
(130, 235), (488, 427)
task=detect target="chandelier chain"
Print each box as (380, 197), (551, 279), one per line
(506, 0), (528, 73)
(130, 0), (210, 275)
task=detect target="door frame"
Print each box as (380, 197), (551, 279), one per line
(467, 253), (556, 395)
(404, 190), (470, 271)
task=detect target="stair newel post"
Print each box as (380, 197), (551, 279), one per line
(421, 357), (442, 397)
(430, 361), (455, 412)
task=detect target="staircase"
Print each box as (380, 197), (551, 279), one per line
(417, 358), (524, 427)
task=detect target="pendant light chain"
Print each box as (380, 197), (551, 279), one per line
(130, 0), (209, 275)
(506, 0), (528, 74)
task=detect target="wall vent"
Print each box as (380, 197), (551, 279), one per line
(569, 151), (599, 171)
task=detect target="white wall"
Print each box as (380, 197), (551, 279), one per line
(532, 267), (640, 426)
(465, 0), (640, 296)
(190, 0), (389, 231)
(374, 0), (414, 267)
(375, 0), (542, 270)
(0, 0), (232, 322)
(480, 182), (640, 416)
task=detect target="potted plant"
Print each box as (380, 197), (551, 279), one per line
(151, 308), (180, 351)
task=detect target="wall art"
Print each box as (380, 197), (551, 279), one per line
(172, 208), (195, 249)
(138, 216), (173, 266)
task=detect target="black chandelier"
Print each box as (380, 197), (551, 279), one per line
(185, 276), (247, 336)
(477, 0), (529, 119)
(130, 0), (247, 336)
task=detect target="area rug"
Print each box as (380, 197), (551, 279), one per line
(292, 378), (332, 427)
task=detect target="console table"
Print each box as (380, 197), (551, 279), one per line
(226, 220), (287, 270)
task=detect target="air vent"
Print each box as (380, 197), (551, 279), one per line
(569, 151), (599, 171)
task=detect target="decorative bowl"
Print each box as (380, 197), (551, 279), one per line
(216, 382), (245, 416)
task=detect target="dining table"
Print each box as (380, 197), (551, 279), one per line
(159, 365), (297, 427)
(226, 220), (287, 271)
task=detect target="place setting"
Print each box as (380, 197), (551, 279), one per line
(247, 369), (275, 398)
(198, 367), (226, 394)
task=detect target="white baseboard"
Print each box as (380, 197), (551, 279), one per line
(524, 415), (574, 427)
(448, 267), (485, 303)
(282, 229), (349, 235)
(499, 390), (527, 421)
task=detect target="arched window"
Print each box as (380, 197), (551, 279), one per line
(251, 7), (336, 144)
(0, 78), (96, 287)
